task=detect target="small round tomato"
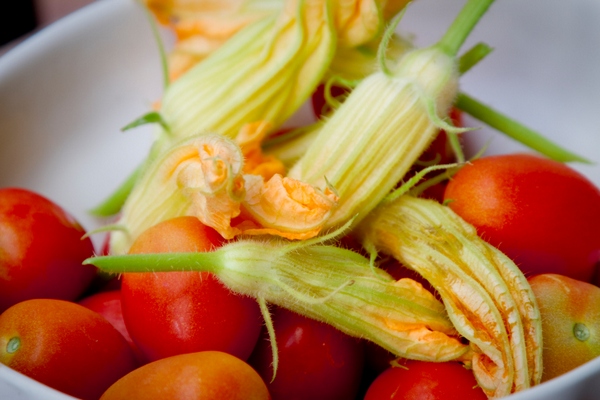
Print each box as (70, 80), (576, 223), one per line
(529, 274), (600, 381)
(0, 299), (137, 400)
(121, 216), (262, 362)
(249, 307), (365, 400)
(364, 360), (487, 400)
(100, 351), (270, 400)
(443, 154), (600, 281)
(0, 187), (97, 312)
(78, 290), (145, 365)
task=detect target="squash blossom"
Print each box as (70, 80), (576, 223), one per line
(92, 0), (413, 217)
(287, 0), (494, 230)
(109, 134), (338, 254)
(263, 32), (412, 167)
(152, 0), (411, 151)
(288, 41), (461, 229)
(88, 234), (469, 363)
(100, 0), (417, 232)
(356, 196), (543, 398)
(142, 0), (284, 81)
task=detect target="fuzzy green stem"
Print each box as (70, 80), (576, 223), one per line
(142, 5), (170, 89)
(84, 252), (223, 273)
(377, 8), (407, 77)
(437, 0), (495, 57)
(257, 297), (279, 382)
(121, 111), (170, 133)
(456, 92), (591, 163)
(383, 162), (460, 205)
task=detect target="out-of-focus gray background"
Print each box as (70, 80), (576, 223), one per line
(1, 0), (97, 54)
(35, 0), (97, 26)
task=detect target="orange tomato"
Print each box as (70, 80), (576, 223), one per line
(100, 351), (271, 400)
(0, 299), (137, 400)
(529, 274), (600, 381)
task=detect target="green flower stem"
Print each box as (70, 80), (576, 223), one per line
(85, 251), (222, 274)
(458, 42), (493, 75)
(437, 0), (496, 57)
(456, 92), (591, 163)
(142, 4), (169, 90)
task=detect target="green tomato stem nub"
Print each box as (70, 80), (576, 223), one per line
(6, 337), (20, 354)
(573, 323), (590, 342)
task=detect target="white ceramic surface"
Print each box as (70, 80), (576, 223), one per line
(0, 0), (599, 398)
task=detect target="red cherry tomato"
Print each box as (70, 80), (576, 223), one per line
(78, 290), (145, 365)
(249, 307), (365, 400)
(100, 351), (270, 400)
(0, 187), (97, 312)
(120, 216), (263, 362)
(364, 360), (487, 400)
(443, 154), (600, 281)
(528, 274), (600, 381)
(0, 299), (137, 400)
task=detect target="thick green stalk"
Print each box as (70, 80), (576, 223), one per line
(458, 42), (493, 74)
(456, 93), (590, 163)
(437, 0), (495, 57)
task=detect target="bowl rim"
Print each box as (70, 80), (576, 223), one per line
(1, 0), (599, 399)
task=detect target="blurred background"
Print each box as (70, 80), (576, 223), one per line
(1, 0), (97, 53)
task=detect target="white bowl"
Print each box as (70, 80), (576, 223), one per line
(1, 0), (599, 398)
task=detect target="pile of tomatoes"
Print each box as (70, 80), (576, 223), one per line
(2, 91), (600, 399)
(2, 146), (600, 399)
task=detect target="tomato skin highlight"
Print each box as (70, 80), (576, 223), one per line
(249, 307), (365, 400)
(120, 216), (263, 362)
(100, 351), (271, 400)
(443, 153), (600, 282)
(0, 298), (137, 400)
(0, 188), (97, 312)
(364, 360), (487, 400)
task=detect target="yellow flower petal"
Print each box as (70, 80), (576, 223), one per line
(179, 136), (246, 239)
(236, 121), (286, 180)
